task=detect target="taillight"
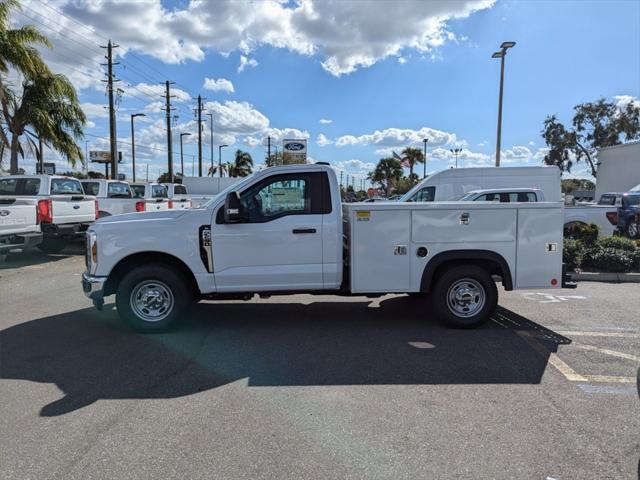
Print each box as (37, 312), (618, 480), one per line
(168, 200), (174, 209)
(188, 201), (192, 208)
(606, 211), (618, 225)
(94, 200), (99, 219)
(135, 201), (146, 212)
(37, 199), (52, 223)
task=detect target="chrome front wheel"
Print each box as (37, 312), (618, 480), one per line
(130, 280), (175, 322)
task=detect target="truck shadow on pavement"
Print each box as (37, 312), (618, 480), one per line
(0, 242), (84, 269)
(0, 298), (571, 417)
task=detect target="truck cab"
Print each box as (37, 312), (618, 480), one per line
(82, 164), (570, 333)
(81, 179), (138, 217)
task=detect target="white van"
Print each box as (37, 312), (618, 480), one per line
(400, 166), (562, 203)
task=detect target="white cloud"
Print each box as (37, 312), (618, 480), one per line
(614, 95), (640, 111)
(238, 55), (258, 73)
(22, 0), (495, 85)
(330, 159), (375, 177)
(203, 77), (235, 93)
(203, 100), (269, 134)
(316, 133), (333, 147)
(336, 127), (457, 148)
(528, 140), (536, 146)
(319, 118), (333, 124)
(397, 56), (407, 64)
(81, 102), (108, 119)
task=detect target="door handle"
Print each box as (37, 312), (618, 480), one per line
(292, 228), (317, 234)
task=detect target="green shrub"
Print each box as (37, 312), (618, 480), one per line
(596, 236), (637, 252)
(583, 248), (636, 272)
(565, 222), (599, 245)
(580, 236), (640, 272)
(563, 238), (585, 271)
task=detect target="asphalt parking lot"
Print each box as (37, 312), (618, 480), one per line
(1, 244), (639, 480)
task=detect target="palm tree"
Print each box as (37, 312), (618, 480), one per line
(2, 72), (86, 173)
(227, 149), (253, 177)
(401, 146), (424, 181)
(0, 0), (51, 152)
(368, 158), (403, 196)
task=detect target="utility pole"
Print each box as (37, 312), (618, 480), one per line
(197, 95), (203, 177)
(267, 136), (271, 163)
(206, 113), (214, 174)
(340, 170), (343, 187)
(163, 81), (175, 182)
(101, 40), (119, 179)
(422, 138), (428, 178)
(38, 136), (44, 174)
(492, 41), (516, 167)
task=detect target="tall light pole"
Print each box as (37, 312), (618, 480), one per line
(180, 132), (191, 177)
(130, 113), (145, 182)
(422, 138), (428, 178)
(492, 41), (516, 167)
(450, 147), (462, 168)
(218, 144), (228, 177)
(206, 113), (214, 174)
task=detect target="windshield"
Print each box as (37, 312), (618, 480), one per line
(403, 186), (435, 202)
(152, 185), (168, 198)
(174, 185), (187, 195)
(107, 182), (132, 198)
(131, 185), (145, 198)
(624, 195), (640, 206)
(0, 178), (40, 195)
(51, 178), (84, 195)
(200, 173), (257, 208)
(459, 192), (477, 201)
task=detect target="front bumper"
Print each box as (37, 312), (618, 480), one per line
(82, 272), (107, 309)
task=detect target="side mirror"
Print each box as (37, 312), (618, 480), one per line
(224, 191), (243, 223)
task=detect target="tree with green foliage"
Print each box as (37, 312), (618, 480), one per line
(368, 158), (403, 196)
(561, 178), (595, 194)
(401, 147), (424, 181)
(2, 72), (86, 174)
(0, 1), (86, 174)
(227, 149), (253, 177)
(541, 98), (640, 177)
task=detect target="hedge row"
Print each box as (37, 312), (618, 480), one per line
(564, 232), (640, 273)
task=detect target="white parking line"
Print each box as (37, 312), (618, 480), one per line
(556, 331), (640, 339)
(572, 344), (640, 363)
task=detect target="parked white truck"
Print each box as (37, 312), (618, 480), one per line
(81, 179), (139, 217)
(0, 175), (96, 253)
(0, 197), (42, 260)
(82, 164), (573, 332)
(401, 167), (617, 235)
(130, 183), (171, 211)
(162, 183), (192, 209)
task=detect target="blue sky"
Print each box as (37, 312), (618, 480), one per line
(12, 0), (640, 182)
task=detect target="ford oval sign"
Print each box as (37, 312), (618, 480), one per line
(285, 142), (305, 151)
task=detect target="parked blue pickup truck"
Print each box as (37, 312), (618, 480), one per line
(603, 192), (640, 238)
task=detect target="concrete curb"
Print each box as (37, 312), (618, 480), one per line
(570, 272), (640, 283)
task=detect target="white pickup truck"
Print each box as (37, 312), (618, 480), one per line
(130, 183), (171, 212)
(0, 175), (96, 253)
(81, 179), (139, 217)
(401, 167), (617, 236)
(457, 188), (618, 236)
(82, 164), (573, 333)
(162, 183), (192, 209)
(0, 197), (42, 259)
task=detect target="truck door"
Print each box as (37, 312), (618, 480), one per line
(212, 172), (328, 292)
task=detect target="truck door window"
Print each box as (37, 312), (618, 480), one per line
(241, 175), (310, 222)
(516, 192), (537, 202)
(174, 185), (187, 195)
(475, 193), (499, 202)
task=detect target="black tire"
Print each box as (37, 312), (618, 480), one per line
(115, 264), (193, 333)
(432, 265), (498, 329)
(626, 222), (639, 239)
(37, 237), (68, 254)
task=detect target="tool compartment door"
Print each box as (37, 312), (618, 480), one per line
(350, 208), (411, 293)
(516, 206), (563, 289)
